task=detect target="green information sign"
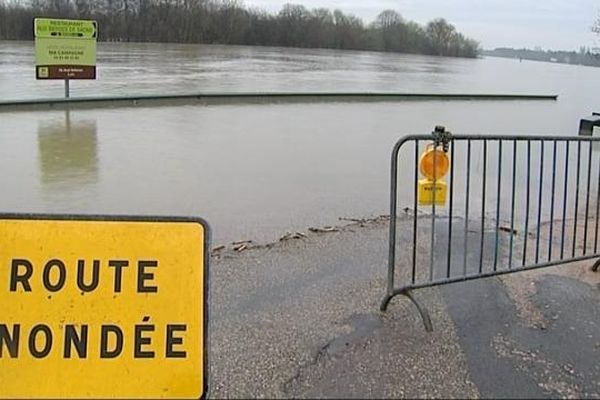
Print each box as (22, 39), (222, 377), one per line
(34, 18), (97, 80)
(35, 18), (97, 39)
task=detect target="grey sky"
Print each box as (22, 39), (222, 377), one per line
(244, 0), (600, 50)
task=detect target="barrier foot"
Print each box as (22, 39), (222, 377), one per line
(380, 292), (394, 312)
(592, 258), (600, 272)
(402, 290), (433, 332)
(380, 289), (433, 332)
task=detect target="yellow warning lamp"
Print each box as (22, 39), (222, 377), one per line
(418, 144), (450, 206)
(419, 145), (450, 180)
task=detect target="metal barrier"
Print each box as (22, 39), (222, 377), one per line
(381, 127), (600, 331)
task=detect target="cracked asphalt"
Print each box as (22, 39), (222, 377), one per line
(208, 217), (599, 399)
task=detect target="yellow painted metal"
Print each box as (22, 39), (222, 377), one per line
(0, 218), (205, 399)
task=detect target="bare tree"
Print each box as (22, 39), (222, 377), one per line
(426, 18), (456, 56)
(593, 12), (600, 35)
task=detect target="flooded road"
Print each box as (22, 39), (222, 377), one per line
(1, 41), (600, 244)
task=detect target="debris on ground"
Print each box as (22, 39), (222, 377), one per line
(279, 232), (308, 241)
(211, 245), (226, 258)
(339, 217), (368, 223)
(309, 226), (340, 233)
(233, 243), (250, 252)
(232, 240), (253, 245)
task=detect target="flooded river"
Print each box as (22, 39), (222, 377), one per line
(1, 41), (600, 244)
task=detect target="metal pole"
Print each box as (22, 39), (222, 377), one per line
(65, 79), (70, 99)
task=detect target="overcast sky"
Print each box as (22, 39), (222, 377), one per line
(244, 0), (600, 50)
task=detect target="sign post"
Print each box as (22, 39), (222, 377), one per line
(0, 214), (209, 399)
(34, 18), (98, 98)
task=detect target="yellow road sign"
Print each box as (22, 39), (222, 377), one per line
(418, 179), (448, 205)
(0, 214), (209, 399)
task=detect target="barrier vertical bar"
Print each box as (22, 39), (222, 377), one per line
(463, 140), (471, 276)
(479, 141), (487, 273)
(412, 141), (419, 284)
(386, 140), (400, 295)
(493, 141), (503, 271)
(561, 141), (570, 259)
(535, 141), (544, 264)
(430, 139), (437, 281)
(548, 140), (557, 261)
(573, 142), (581, 257)
(583, 142), (592, 254)
(523, 141), (531, 265)
(508, 140), (517, 269)
(446, 139), (455, 278)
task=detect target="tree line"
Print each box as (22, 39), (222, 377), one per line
(483, 47), (600, 68)
(0, 0), (480, 58)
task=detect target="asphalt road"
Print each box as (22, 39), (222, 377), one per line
(208, 217), (599, 398)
